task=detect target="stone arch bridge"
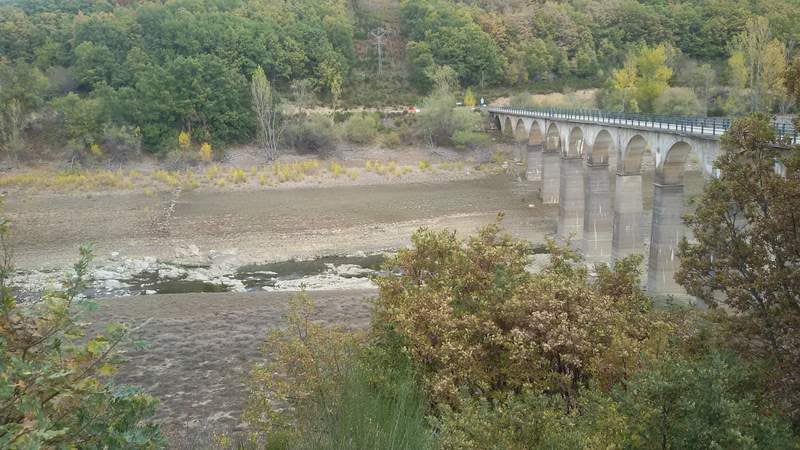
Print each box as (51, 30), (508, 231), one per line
(488, 106), (797, 296)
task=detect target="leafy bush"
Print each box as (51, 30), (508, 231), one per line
(382, 131), (401, 148)
(0, 222), (163, 448)
(417, 92), (483, 146)
(451, 129), (490, 149)
(341, 113), (379, 144)
(244, 292), (435, 449)
(653, 87), (704, 116)
(374, 220), (655, 407)
(282, 114), (337, 154)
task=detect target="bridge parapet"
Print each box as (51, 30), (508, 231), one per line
(489, 106), (798, 143)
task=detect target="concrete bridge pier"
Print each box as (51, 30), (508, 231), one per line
(647, 183), (685, 295)
(540, 149), (560, 204)
(582, 161), (612, 264)
(526, 144), (543, 181)
(611, 173), (644, 262)
(557, 156), (584, 243)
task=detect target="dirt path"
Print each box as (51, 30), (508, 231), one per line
(5, 175), (555, 270)
(87, 290), (376, 445)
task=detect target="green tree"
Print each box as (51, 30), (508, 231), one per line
(0, 60), (48, 155)
(250, 65), (280, 161)
(72, 41), (117, 88)
(677, 114), (800, 423)
(653, 87), (703, 116)
(51, 93), (108, 155)
(605, 44), (673, 113)
(729, 16), (788, 112)
(633, 44), (673, 112)
(613, 352), (795, 449)
(0, 222), (163, 448)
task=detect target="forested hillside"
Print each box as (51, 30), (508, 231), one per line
(0, 0), (798, 153)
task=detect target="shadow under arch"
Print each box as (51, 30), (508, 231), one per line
(528, 121), (545, 145)
(492, 115), (502, 132)
(658, 141), (692, 185)
(566, 127), (584, 158)
(589, 130), (613, 165)
(503, 117), (514, 138)
(514, 118), (528, 143)
(545, 123), (561, 151)
(621, 135), (653, 174)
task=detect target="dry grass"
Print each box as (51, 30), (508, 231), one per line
(0, 156), (476, 193)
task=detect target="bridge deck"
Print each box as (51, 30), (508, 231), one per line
(489, 107), (798, 144)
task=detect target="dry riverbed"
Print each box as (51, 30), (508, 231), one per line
(5, 147), (557, 444)
(86, 290), (376, 446)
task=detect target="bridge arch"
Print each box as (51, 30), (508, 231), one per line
(514, 118), (528, 142)
(546, 123), (561, 152)
(566, 127), (583, 158)
(589, 130), (613, 165)
(503, 117), (514, 137)
(528, 121), (544, 145)
(621, 135), (651, 174)
(658, 141), (692, 185)
(492, 115), (502, 132)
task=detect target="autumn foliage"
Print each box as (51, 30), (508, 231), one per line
(374, 220), (657, 407)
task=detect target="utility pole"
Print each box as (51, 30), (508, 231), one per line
(370, 27), (388, 76)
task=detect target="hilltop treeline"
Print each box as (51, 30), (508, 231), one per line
(0, 0), (797, 153)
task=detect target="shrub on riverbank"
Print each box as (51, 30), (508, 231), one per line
(341, 113), (380, 145)
(0, 229), (163, 448)
(281, 114), (337, 155)
(241, 221), (798, 449)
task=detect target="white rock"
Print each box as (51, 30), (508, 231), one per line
(144, 290), (157, 295)
(157, 265), (186, 279)
(93, 269), (121, 280)
(102, 279), (129, 290)
(110, 251), (120, 260)
(334, 264), (374, 278)
(188, 244), (200, 257)
(184, 270), (211, 282)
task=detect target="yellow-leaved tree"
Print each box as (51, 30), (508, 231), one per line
(463, 87), (477, 107)
(178, 131), (191, 150)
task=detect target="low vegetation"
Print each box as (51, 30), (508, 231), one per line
(0, 156), (485, 193)
(238, 217), (798, 449)
(0, 223), (163, 448)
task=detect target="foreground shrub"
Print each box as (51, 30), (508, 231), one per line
(0, 222), (163, 448)
(436, 351), (794, 450)
(341, 113), (379, 144)
(244, 291), (435, 449)
(374, 219), (656, 407)
(282, 114), (336, 154)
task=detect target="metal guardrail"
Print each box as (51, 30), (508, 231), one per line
(488, 106), (799, 144)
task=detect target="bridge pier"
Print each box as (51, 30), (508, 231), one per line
(540, 149), (560, 204)
(557, 156), (584, 242)
(647, 183), (685, 295)
(582, 162), (612, 264)
(526, 144), (543, 181)
(611, 172), (644, 262)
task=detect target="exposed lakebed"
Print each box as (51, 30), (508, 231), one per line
(13, 252), (389, 301)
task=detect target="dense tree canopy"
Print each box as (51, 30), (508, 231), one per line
(0, 0), (797, 153)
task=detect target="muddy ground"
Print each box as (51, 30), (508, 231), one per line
(5, 174), (554, 270)
(86, 289), (375, 446)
